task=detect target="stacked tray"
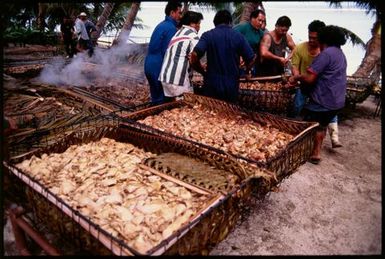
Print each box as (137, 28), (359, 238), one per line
(3, 83), (117, 159)
(238, 76), (296, 114)
(4, 117), (274, 255)
(345, 76), (376, 106)
(122, 93), (318, 180)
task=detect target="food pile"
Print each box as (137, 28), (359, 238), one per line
(81, 82), (150, 107)
(138, 105), (294, 162)
(16, 138), (211, 254)
(4, 64), (45, 77)
(239, 81), (286, 91)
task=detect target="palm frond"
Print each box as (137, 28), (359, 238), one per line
(329, 0), (381, 18)
(337, 26), (366, 49)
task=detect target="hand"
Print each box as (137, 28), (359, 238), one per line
(288, 75), (296, 84)
(202, 63), (207, 72)
(279, 57), (287, 66)
(245, 71), (252, 80)
(239, 57), (245, 68)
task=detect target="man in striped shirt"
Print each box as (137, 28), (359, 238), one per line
(159, 11), (204, 101)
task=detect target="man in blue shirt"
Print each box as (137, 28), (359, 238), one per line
(144, 1), (182, 104)
(190, 10), (255, 103)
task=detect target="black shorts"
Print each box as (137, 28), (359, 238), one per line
(78, 38), (89, 49)
(303, 108), (341, 129)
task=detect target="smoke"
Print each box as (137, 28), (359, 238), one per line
(38, 31), (147, 87)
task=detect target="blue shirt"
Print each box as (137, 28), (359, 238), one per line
(193, 24), (254, 102)
(144, 16), (178, 79)
(306, 46), (347, 110)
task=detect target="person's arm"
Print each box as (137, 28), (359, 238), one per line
(290, 47), (300, 76)
(285, 33), (296, 60)
(291, 68), (317, 85)
(190, 51), (206, 75)
(260, 33), (286, 65)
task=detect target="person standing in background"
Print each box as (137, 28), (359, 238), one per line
(290, 20), (342, 148)
(190, 10), (255, 103)
(60, 16), (77, 58)
(144, 1), (182, 104)
(258, 15), (296, 76)
(84, 17), (97, 48)
(288, 25), (347, 164)
(75, 12), (93, 57)
(261, 18), (268, 32)
(159, 11), (204, 101)
(233, 9), (266, 76)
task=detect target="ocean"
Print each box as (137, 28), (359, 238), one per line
(110, 1), (377, 76)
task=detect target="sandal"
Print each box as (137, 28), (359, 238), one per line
(308, 157), (321, 164)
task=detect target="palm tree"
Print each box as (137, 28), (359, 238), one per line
(330, 1), (381, 81)
(94, 3), (115, 40)
(239, 2), (263, 23)
(115, 1), (141, 45)
(182, 1), (189, 15)
(37, 3), (48, 31)
(352, 18), (381, 80)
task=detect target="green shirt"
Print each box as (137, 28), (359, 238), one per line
(233, 22), (264, 53)
(291, 42), (317, 75)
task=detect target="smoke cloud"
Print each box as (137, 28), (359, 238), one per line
(38, 31), (147, 87)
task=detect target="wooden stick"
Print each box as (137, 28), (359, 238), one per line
(239, 75), (283, 81)
(138, 164), (212, 196)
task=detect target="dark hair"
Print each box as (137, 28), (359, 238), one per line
(213, 10), (232, 26)
(308, 20), (326, 33)
(250, 9), (265, 20)
(180, 11), (203, 26)
(275, 15), (291, 27)
(165, 1), (182, 16)
(318, 25), (347, 47)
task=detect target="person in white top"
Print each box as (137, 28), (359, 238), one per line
(75, 12), (93, 56)
(159, 11), (204, 101)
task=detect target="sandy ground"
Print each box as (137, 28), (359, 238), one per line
(211, 96), (382, 255)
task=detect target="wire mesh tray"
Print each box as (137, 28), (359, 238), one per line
(238, 76), (296, 114)
(121, 93), (318, 180)
(4, 118), (275, 255)
(345, 76), (375, 105)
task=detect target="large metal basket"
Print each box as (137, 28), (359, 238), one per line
(345, 76), (376, 106)
(121, 93), (318, 180)
(4, 117), (275, 255)
(238, 76), (296, 115)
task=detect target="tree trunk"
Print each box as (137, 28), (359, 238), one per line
(37, 3), (47, 31)
(115, 1), (141, 45)
(352, 20), (381, 82)
(93, 2), (115, 40)
(182, 1), (189, 15)
(239, 2), (263, 23)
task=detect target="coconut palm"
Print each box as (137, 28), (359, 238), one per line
(330, 0), (381, 80)
(239, 2), (263, 23)
(94, 3), (115, 39)
(115, 1), (141, 44)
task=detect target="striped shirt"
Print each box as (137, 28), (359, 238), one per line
(159, 25), (200, 89)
